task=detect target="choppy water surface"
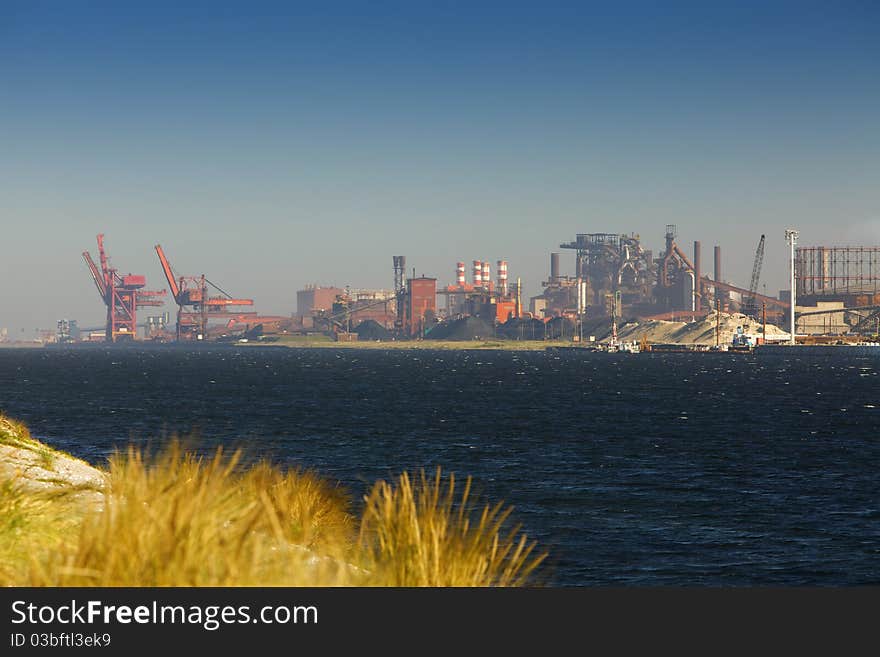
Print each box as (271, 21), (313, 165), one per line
(2, 345), (879, 585)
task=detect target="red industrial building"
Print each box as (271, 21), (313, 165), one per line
(405, 276), (437, 337)
(439, 259), (519, 323)
(296, 286), (344, 317)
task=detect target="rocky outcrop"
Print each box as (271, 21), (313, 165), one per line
(0, 415), (105, 505)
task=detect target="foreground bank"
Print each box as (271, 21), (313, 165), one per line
(0, 414), (545, 586)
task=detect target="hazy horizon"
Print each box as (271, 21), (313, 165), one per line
(2, 1), (878, 336)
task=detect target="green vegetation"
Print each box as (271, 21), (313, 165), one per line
(0, 415), (546, 587)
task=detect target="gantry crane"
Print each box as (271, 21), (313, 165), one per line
(82, 234), (166, 342)
(155, 244), (256, 340)
(743, 235), (766, 318)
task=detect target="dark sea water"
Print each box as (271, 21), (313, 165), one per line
(2, 345), (879, 586)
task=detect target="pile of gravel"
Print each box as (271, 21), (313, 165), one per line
(353, 320), (392, 341)
(497, 317), (546, 340)
(426, 317), (497, 341)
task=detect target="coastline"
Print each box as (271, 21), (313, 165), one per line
(0, 414), (545, 587)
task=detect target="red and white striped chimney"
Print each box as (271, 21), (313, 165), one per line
(482, 261), (491, 289)
(473, 260), (482, 287)
(456, 261), (466, 287)
(497, 260), (508, 296)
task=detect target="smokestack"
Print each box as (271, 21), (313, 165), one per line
(693, 241), (701, 310)
(456, 261), (466, 287)
(482, 262), (491, 290)
(515, 277), (522, 318)
(550, 252), (560, 283)
(497, 260), (508, 297)
(714, 245), (722, 283)
(473, 260), (482, 287)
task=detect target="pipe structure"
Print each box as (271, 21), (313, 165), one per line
(785, 229), (799, 345)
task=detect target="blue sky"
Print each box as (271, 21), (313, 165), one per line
(1, 1), (878, 334)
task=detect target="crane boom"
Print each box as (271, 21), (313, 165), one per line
(154, 244), (181, 300)
(96, 233), (111, 287)
(82, 251), (107, 299)
(744, 235), (766, 317)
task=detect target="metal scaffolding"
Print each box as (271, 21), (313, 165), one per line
(796, 246), (880, 296)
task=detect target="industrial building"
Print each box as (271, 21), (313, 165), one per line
(297, 257), (434, 339)
(793, 246), (880, 334)
(296, 286), (345, 318)
(70, 228), (880, 345)
(532, 226), (791, 326)
(155, 243), (287, 340)
(439, 259), (520, 324)
(311, 288), (398, 333)
(403, 276), (437, 337)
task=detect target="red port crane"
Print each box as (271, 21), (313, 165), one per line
(155, 244), (256, 340)
(82, 234), (166, 342)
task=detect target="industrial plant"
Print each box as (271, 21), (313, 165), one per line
(11, 226), (879, 347)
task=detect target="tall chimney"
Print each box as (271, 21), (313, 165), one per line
(473, 260), (482, 287)
(714, 245), (722, 283)
(515, 277), (522, 318)
(550, 252), (560, 283)
(694, 241), (701, 310)
(497, 260), (508, 297)
(456, 261), (466, 287)
(482, 261), (491, 289)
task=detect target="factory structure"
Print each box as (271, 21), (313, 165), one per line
(439, 259), (521, 323)
(52, 228), (880, 345)
(154, 243), (288, 340)
(531, 226), (789, 324)
(793, 246), (880, 335)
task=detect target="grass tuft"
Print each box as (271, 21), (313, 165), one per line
(1, 415), (547, 587)
(359, 468), (547, 586)
(0, 480), (83, 585)
(30, 441), (356, 586)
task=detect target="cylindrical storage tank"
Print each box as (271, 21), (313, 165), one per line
(456, 261), (466, 287)
(550, 252), (560, 282)
(473, 260), (482, 286)
(482, 262), (491, 288)
(714, 246), (722, 283)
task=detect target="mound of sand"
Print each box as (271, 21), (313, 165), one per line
(615, 312), (789, 345)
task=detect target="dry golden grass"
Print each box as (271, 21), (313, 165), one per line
(359, 468), (547, 586)
(30, 442), (357, 586)
(1, 417), (546, 587)
(0, 480), (83, 585)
